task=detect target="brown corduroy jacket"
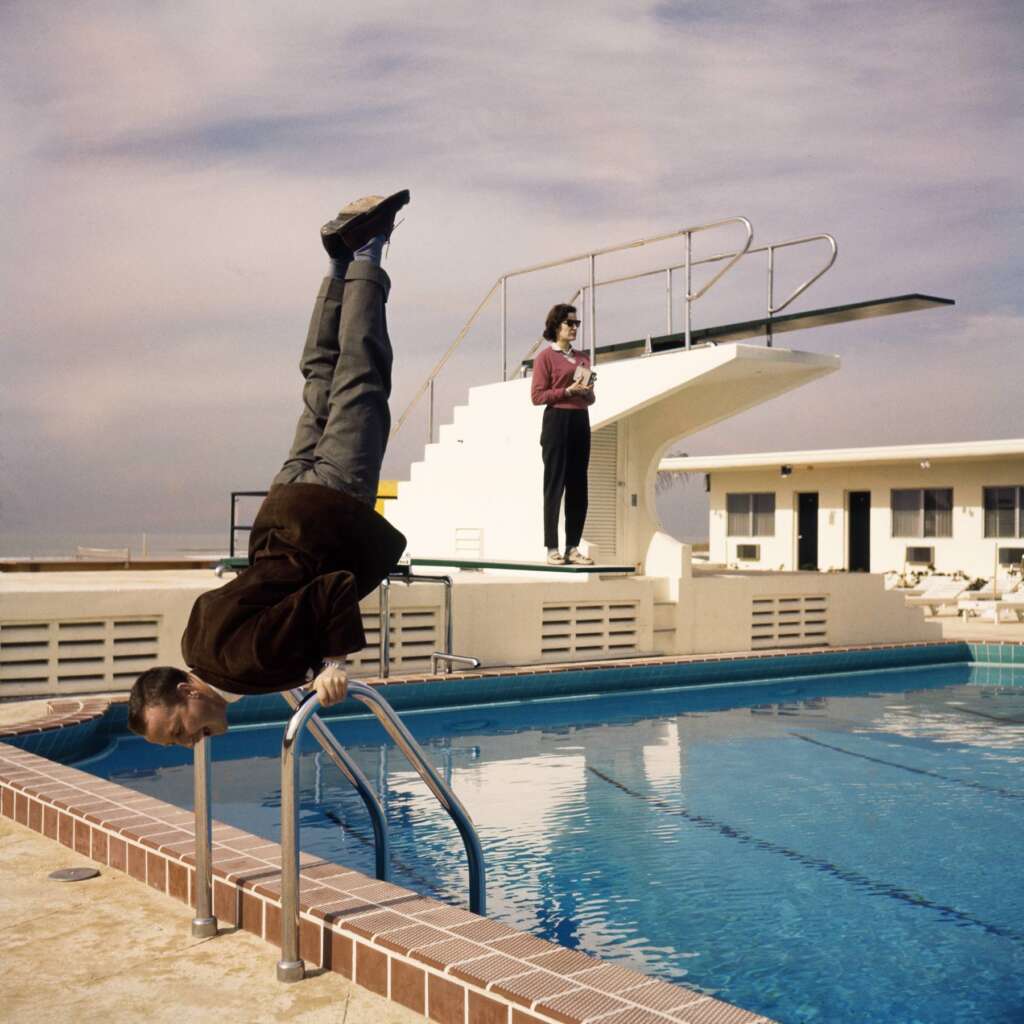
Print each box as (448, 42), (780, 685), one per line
(181, 483), (406, 695)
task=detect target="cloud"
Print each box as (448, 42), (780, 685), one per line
(1, 0), (1021, 536)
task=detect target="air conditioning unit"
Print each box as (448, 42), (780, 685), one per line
(736, 544), (760, 561)
(905, 546), (934, 565)
(998, 547), (1024, 566)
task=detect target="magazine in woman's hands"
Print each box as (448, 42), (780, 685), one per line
(573, 365), (595, 388)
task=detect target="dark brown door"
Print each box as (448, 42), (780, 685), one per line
(849, 491), (871, 572)
(797, 493), (819, 570)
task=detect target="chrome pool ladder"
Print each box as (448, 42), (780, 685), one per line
(189, 682), (486, 982)
(188, 688), (393, 938)
(277, 683), (486, 982)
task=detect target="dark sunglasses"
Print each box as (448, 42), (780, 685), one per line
(563, 318), (582, 328)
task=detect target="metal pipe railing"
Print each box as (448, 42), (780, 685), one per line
(517, 231), (836, 359)
(432, 652), (481, 674)
(379, 571), (461, 678)
(765, 234), (838, 346)
(280, 689), (389, 881)
(190, 735), (217, 938)
(391, 217), (753, 444)
(277, 685), (486, 982)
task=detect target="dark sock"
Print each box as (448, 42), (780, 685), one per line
(328, 254), (353, 279)
(354, 234), (386, 265)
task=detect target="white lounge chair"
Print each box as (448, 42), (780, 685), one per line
(959, 586), (1024, 626)
(905, 578), (969, 616)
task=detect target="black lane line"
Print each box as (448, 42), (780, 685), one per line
(791, 733), (1024, 800)
(955, 706), (1024, 726)
(586, 766), (1024, 946)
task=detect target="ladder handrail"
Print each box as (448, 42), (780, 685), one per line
(767, 234), (838, 316)
(280, 688), (390, 881)
(278, 684), (486, 981)
(189, 689), (394, 948)
(190, 735), (217, 938)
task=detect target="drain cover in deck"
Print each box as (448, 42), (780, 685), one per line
(49, 867), (100, 882)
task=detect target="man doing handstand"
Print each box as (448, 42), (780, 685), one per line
(128, 191), (410, 748)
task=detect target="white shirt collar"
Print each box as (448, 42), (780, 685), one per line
(550, 342), (574, 355)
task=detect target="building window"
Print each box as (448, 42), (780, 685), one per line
(726, 492), (775, 536)
(890, 488), (953, 538)
(983, 486), (1024, 538)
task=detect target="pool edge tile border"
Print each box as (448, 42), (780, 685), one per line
(0, 746), (775, 1024)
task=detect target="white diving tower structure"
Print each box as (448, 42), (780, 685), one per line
(363, 217), (953, 667)
(389, 342), (839, 575)
(388, 218), (952, 583)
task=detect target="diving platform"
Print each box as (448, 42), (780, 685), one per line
(523, 294), (955, 369)
(214, 556), (637, 576)
(406, 556), (635, 574)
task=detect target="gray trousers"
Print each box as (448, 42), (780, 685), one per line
(273, 261), (393, 505)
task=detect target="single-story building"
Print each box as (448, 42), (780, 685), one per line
(660, 439), (1024, 577)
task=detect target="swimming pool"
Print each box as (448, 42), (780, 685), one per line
(76, 659), (1024, 1023)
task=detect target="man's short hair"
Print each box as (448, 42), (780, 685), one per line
(543, 303), (577, 342)
(127, 666), (189, 736)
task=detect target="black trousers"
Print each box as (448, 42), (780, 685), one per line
(541, 407), (591, 550)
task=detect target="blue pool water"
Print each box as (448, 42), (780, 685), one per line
(77, 662), (1024, 1023)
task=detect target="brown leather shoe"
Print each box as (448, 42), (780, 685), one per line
(321, 189), (410, 256)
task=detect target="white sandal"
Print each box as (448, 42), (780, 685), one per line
(565, 548), (594, 565)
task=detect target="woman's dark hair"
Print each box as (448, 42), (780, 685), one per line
(543, 304), (577, 342)
(127, 666), (189, 735)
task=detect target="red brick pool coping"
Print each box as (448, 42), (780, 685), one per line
(2, 639), (1017, 1024)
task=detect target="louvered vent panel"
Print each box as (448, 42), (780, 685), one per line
(750, 595), (828, 649)
(583, 422), (618, 560)
(542, 600), (639, 657)
(0, 618), (161, 690)
(348, 606), (441, 675)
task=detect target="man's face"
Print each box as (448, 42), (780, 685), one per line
(143, 679), (229, 748)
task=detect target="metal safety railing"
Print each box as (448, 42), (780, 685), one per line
(380, 569), (480, 678)
(517, 231), (838, 362)
(277, 684), (486, 982)
(763, 234), (837, 346)
(228, 491), (268, 558)
(391, 217), (753, 444)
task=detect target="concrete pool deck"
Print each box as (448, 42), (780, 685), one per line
(0, 815), (425, 1024)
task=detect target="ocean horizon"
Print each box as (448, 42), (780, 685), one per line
(0, 531), (229, 560)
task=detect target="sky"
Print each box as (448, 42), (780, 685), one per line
(1, 1), (1021, 544)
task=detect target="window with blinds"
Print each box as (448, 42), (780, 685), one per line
(726, 492), (775, 537)
(890, 488), (953, 538)
(983, 486), (1023, 538)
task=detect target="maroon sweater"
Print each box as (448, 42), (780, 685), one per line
(530, 346), (596, 409)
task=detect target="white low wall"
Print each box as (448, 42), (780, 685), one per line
(0, 566), (939, 698)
